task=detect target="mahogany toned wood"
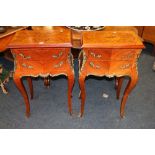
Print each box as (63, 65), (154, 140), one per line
(0, 26), (28, 53)
(8, 28), (72, 48)
(0, 26), (70, 52)
(27, 77), (33, 99)
(142, 26), (155, 43)
(142, 26), (155, 55)
(0, 35), (14, 52)
(116, 77), (124, 100)
(0, 27), (27, 39)
(135, 26), (155, 55)
(135, 26), (144, 37)
(0, 34), (15, 67)
(79, 30), (144, 118)
(13, 76), (30, 117)
(44, 77), (50, 88)
(71, 26), (138, 49)
(82, 31), (143, 48)
(8, 28), (74, 117)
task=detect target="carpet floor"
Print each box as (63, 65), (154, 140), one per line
(0, 43), (155, 128)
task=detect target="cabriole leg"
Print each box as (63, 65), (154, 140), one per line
(67, 73), (74, 115)
(116, 77), (124, 100)
(13, 75), (30, 117)
(79, 74), (86, 117)
(27, 77), (33, 99)
(120, 72), (138, 118)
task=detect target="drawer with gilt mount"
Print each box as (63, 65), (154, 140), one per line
(85, 48), (140, 61)
(79, 48), (141, 77)
(12, 48), (68, 61)
(12, 47), (73, 77)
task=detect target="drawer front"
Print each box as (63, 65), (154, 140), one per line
(12, 47), (72, 76)
(83, 59), (133, 76)
(15, 60), (44, 75)
(111, 49), (137, 60)
(15, 59), (70, 76)
(109, 61), (133, 75)
(45, 60), (69, 74)
(84, 48), (138, 61)
(12, 48), (68, 61)
(87, 49), (112, 60)
(85, 60), (109, 75)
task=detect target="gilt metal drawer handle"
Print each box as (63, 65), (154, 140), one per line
(90, 62), (100, 69)
(120, 64), (130, 69)
(54, 61), (64, 68)
(52, 51), (63, 58)
(90, 52), (102, 58)
(22, 63), (33, 69)
(19, 53), (31, 59)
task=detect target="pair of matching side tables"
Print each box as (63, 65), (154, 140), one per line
(7, 27), (144, 118)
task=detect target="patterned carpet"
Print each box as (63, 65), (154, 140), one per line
(0, 43), (155, 128)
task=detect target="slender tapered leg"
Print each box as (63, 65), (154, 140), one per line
(13, 75), (30, 117)
(120, 72), (138, 118)
(79, 74), (86, 117)
(67, 73), (74, 115)
(116, 77), (124, 100)
(27, 77), (33, 99)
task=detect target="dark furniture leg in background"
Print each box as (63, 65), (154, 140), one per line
(44, 77), (50, 88)
(153, 45), (155, 56)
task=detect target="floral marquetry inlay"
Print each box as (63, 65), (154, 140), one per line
(82, 31), (144, 48)
(8, 29), (72, 48)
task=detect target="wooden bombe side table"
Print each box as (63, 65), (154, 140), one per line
(79, 30), (144, 118)
(8, 29), (74, 117)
